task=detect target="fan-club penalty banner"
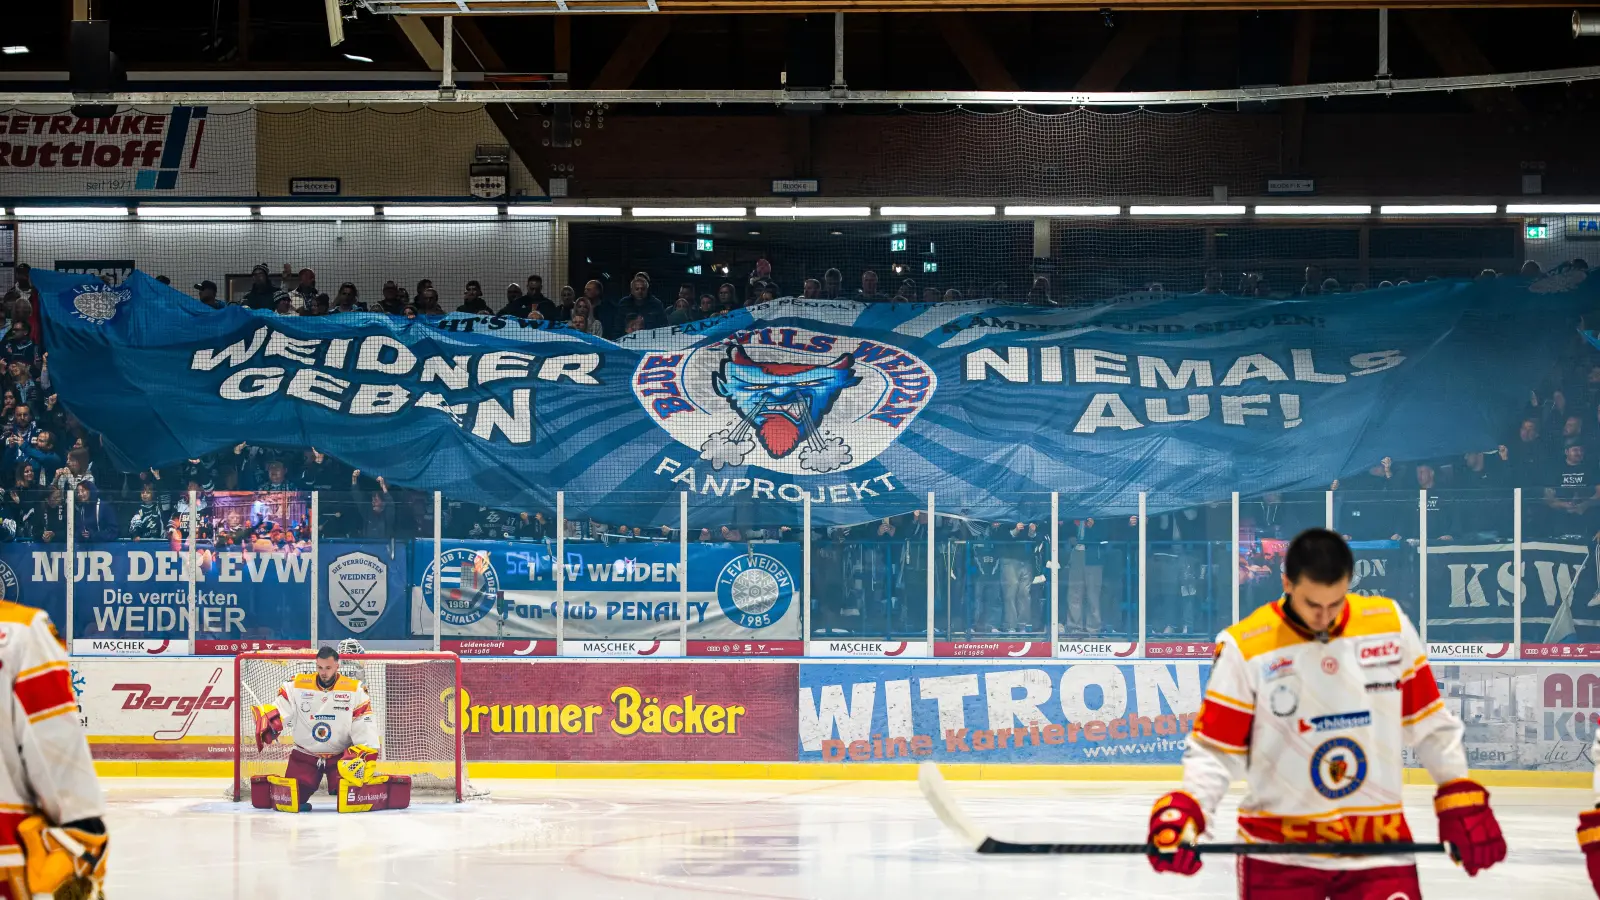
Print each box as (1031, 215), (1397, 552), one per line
(33, 267), (1593, 526)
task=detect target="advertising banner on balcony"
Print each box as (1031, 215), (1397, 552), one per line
(407, 538), (802, 643)
(0, 106), (255, 196)
(33, 266), (1594, 527)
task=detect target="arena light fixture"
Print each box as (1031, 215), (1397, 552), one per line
(1129, 205), (1247, 216)
(259, 206), (376, 217)
(1505, 203), (1600, 214)
(507, 206), (624, 217)
(12, 206), (128, 217)
(753, 207), (872, 217)
(135, 206), (252, 218)
(381, 206), (500, 218)
(631, 207), (748, 218)
(1253, 205), (1373, 216)
(1379, 204), (1497, 215)
(879, 206), (997, 217)
(1003, 206), (1121, 216)
(342, 53), (373, 64)
(0, 47), (28, 55)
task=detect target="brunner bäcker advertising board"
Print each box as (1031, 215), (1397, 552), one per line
(68, 659), (1600, 771)
(409, 539), (803, 657)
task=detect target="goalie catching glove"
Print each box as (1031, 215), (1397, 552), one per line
(252, 704), (283, 751)
(1146, 791), (1205, 876)
(16, 815), (106, 900)
(336, 745), (381, 786)
(334, 745), (412, 813)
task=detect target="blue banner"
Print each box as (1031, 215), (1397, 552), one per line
(33, 268), (1592, 525)
(797, 661), (1208, 763)
(407, 538), (802, 640)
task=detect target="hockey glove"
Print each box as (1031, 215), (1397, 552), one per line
(1577, 807), (1600, 895)
(337, 745), (381, 786)
(1434, 779), (1506, 876)
(1147, 791), (1205, 876)
(252, 704), (283, 751)
(17, 815), (106, 900)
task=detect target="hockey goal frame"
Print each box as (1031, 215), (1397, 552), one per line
(231, 650), (466, 802)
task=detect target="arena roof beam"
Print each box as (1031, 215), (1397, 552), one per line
(25, 62), (1600, 105)
(1401, 10), (1523, 115)
(591, 15), (674, 89)
(358, 0), (1583, 11)
(1074, 14), (1169, 92)
(933, 13), (1018, 92)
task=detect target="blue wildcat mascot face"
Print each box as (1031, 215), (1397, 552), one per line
(711, 345), (861, 458)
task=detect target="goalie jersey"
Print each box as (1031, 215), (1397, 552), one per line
(274, 673), (379, 757)
(1181, 593), (1467, 870)
(0, 602), (103, 869)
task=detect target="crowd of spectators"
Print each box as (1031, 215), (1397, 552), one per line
(3, 252), (1597, 642)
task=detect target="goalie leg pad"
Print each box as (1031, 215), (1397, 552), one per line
(251, 775), (302, 812)
(17, 815), (108, 900)
(283, 748), (326, 800)
(337, 775), (411, 813)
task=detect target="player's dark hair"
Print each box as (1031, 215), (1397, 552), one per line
(316, 646), (339, 661)
(1284, 528), (1354, 585)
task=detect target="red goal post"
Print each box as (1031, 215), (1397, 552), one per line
(232, 650), (468, 802)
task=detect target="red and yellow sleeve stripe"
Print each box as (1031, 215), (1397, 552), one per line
(1193, 690), (1254, 753)
(351, 701), (372, 719)
(14, 661), (74, 724)
(1400, 661), (1443, 723)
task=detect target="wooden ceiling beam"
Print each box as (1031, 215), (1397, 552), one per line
(933, 13), (1019, 91)
(1074, 14), (1170, 92)
(591, 15), (675, 90)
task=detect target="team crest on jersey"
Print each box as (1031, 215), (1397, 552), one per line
(311, 721), (333, 743)
(0, 561), (18, 604)
(634, 328), (936, 476)
(420, 548), (501, 627)
(716, 552), (795, 630)
(1310, 737), (1369, 799)
(1268, 682), (1300, 717)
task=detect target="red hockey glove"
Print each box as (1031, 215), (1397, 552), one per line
(1577, 807), (1600, 895)
(1147, 791), (1205, 876)
(252, 705), (283, 751)
(1434, 779), (1506, 876)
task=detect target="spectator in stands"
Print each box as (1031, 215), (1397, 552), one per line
(416, 279), (433, 299)
(499, 282), (532, 318)
(668, 296), (692, 326)
(697, 294), (716, 319)
(3, 264), (35, 325)
(858, 270), (882, 302)
(417, 287), (444, 316)
(1063, 513), (1109, 636)
(37, 486), (64, 543)
(51, 447), (93, 494)
(74, 481), (117, 541)
(242, 265), (280, 310)
(1507, 416), (1547, 486)
(332, 283), (366, 313)
(623, 312), (646, 335)
(555, 285), (576, 321)
(584, 280), (615, 334)
(459, 280), (491, 315)
(1198, 269), (1225, 295)
(350, 469), (395, 539)
(943, 289), (962, 302)
(1027, 276), (1053, 306)
(378, 281), (405, 315)
(5, 464), (38, 537)
(309, 293), (330, 316)
(717, 283), (738, 311)
(921, 287), (939, 304)
(282, 265), (318, 306)
(1544, 438), (1600, 539)
(3, 403), (37, 451)
(823, 268), (843, 300)
(20, 431), (60, 484)
(676, 283), (695, 310)
(527, 276), (558, 321)
(272, 295), (294, 316)
(194, 280), (222, 309)
(618, 276), (667, 334)
(1521, 260), (1542, 277)
(802, 279), (821, 299)
(1337, 456), (1400, 539)
(1321, 277), (1342, 295)
(571, 297), (604, 336)
(2, 322), (36, 369)
(1300, 266), (1323, 296)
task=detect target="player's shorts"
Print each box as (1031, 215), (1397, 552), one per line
(1238, 857), (1422, 900)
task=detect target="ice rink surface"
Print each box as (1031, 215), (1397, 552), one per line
(109, 779), (1593, 899)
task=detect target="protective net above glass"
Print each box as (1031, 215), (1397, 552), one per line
(231, 651), (471, 802)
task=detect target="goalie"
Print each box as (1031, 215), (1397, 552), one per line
(250, 645), (411, 813)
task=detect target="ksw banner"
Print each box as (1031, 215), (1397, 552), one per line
(33, 267), (1593, 526)
(0, 106), (255, 195)
(407, 538), (802, 641)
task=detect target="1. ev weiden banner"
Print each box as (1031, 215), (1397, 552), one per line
(34, 267), (1593, 526)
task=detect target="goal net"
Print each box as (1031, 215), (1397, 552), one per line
(231, 650), (476, 802)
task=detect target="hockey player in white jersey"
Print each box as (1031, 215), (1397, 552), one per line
(1147, 528), (1505, 897)
(1577, 731), (1600, 895)
(252, 646), (410, 812)
(0, 600), (108, 898)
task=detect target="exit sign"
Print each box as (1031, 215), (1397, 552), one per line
(1526, 223), (1549, 240)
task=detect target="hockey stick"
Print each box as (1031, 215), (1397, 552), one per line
(917, 762), (1448, 857)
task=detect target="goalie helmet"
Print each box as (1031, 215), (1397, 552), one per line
(337, 639), (366, 656)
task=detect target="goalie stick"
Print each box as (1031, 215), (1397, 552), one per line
(917, 762), (1448, 857)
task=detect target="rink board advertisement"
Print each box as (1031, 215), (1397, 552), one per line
(408, 539), (802, 642)
(798, 662), (1206, 764)
(0, 540), (410, 653)
(73, 658), (235, 761)
(456, 661), (797, 761)
(0, 106), (256, 195)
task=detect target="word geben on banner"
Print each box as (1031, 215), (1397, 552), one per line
(34, 268), (1592, 526)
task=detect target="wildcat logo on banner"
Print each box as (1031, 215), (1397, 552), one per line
(32, 267), (1592, 526)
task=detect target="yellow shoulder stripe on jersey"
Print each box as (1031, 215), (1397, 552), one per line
(1226, 603), (1309, 661)
(0, 602), (42, 627)
(1191, 732), (1248, 755)
(1338, 594), (1402, 637)
(1204, 690), (1254, 712)
(1401, 698), (1444, 727)
(291, 672), (319, 688)
(27, 703), (76, 725)
(334, 675), (361, 692)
